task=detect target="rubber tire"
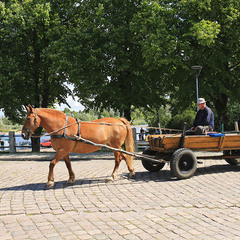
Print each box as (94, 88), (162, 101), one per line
(141, 149), (165, 172)
(223, 150), (240, 165)
(170, 148), (197, 179)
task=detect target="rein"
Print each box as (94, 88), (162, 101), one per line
(31, 121), (79, 138)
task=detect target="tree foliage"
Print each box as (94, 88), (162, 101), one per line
(51, 0), (168, 120)
(1, 0), (240, 131)
(132, 0), (240, 129)
(0, 0), (72, 122)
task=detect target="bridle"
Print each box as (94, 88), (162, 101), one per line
(22, 108), (40, 135)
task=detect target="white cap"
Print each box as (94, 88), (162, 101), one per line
(197, 98), (206, 104)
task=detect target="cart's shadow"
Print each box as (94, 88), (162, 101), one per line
(194, 163), (240, 177)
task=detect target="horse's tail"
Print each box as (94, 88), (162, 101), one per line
(118, 118), (135, 178)
(118, 118), (135, 154)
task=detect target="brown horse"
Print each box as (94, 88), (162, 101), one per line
(21, 105), (135, 187)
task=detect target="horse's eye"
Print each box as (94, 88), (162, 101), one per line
(27, 117), (31, 121)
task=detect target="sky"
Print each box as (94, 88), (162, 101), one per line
(55, 95), (85, 112)
(55, 83), (85, 112)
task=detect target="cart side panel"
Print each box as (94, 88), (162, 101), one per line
(161, 136), (181, 149)
(222, 135), (240, 150)
(147, 133), (240, 152)
(161, 135), (221, 151)
(184, 136), (220, 150)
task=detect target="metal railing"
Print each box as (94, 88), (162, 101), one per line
(0, 131), (50, 153)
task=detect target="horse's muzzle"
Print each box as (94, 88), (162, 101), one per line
(21, 131), (30, 140)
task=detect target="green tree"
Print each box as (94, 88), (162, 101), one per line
(52, 0), (168, 121)
(0, 0), (75, 151)
(0, 0), (72, 122)
(131, 0), (240, 130)
(143, 106), (172, 132)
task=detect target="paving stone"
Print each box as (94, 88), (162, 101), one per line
(0, 153), (240, 239)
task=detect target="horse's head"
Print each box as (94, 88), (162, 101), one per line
(21, 105), (40, 140)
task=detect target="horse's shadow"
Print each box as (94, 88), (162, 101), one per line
(0, 178), (109, 192)
(0, 164), (239, 192)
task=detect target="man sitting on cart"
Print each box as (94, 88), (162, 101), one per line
(190, 98), (214, 135)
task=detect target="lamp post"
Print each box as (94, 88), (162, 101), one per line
(191, 65), (202, 111)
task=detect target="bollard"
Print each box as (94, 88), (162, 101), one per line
(132, 128), (137, 150)
(9, 131), (16, 153)
(234, 121), (239, 132)
(158, 123), (162, 134)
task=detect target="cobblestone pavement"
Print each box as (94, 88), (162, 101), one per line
(0, 152), (240, 240)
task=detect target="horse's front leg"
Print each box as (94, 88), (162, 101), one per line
(63, 154), (75, 184)
(47, 150), (67, 188)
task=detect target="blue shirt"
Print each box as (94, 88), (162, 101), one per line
(193, 106), (214, 129)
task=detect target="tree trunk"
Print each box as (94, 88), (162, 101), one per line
(33, 30), (40, 106)
(124, 108), (131, 121)
(214, 93), (228, 131)
(32, 30), (42, 151)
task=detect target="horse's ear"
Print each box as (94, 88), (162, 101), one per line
(25, 105), (29, 112)
(28, 105), (34, 113)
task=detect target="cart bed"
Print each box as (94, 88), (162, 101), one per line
(147, 133), (240, 153)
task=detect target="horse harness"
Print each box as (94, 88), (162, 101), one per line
(51, 116), (81, 141)
(22, 108), (40, 134)
(50, 115), (125, 152)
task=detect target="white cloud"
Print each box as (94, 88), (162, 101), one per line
(56, 95), (85, 112)
(56, 83), (85, 112)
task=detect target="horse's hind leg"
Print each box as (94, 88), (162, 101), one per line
(47, 150), (67, 188)
(108, 151), (122, 182)
(63, 154), (75, 184)
(122, 153), (135, 179)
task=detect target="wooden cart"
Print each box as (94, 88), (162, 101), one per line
(142, 131), (240, 179)
(74, 126), (240, 180)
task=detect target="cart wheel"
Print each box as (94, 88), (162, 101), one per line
(223, 150), (240, 165)
(141, 148), (165, 172)
(170, 148), (197, 179)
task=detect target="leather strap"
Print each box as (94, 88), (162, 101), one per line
(51, 117), (81, 142)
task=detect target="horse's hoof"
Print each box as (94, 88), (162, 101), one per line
(67, 178), (75, 184)
(106, 177), (114, 183)
(46, 181), (54, 188)
(130, 172), (136, 179)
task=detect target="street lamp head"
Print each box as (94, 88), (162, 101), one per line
(191, 65), (202, 77)
(191, 65), (202, 71)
